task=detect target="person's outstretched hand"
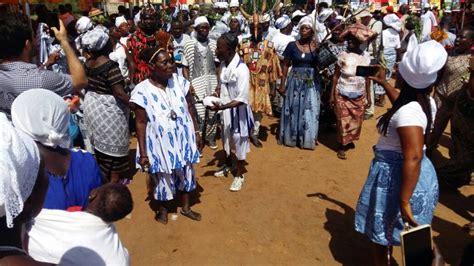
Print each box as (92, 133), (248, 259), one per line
(51, 19), (68, 43)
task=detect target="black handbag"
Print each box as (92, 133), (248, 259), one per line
(317, 43), (338, 71)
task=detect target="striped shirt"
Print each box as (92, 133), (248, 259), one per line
(84, 60), (124, 95)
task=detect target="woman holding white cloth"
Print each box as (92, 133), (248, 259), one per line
(211, 33), (254, 192)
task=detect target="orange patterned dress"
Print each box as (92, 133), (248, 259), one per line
(239, 40), (281, 115)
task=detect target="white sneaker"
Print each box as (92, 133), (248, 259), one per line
(214, 166), (232, 177)
(229, 176), (244, 192)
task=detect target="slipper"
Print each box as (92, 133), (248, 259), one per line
(337, 150), (347, 160)
(154, 211), (168, 225)
(180, 209), (201, 221)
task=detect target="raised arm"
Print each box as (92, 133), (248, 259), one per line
(52, 20), (87, 92)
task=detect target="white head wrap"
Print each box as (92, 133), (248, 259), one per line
(275, 15), (291, 29)
(318, 8), (334, 23)
(214, 1), (229, 9)
(292, 10), (306, 19)
(75, 16), (93, 34)
(398, 40), (448, 89)
(80, 27), (110, 52)
(0, 113), (40, 228)
(115, 16), (128, 28)
(261, 13), (271, 23)
(193, 16), (210, 28)
(229, 15), (245, 30)
(383, 13), (402, 32)
(12, 89), (70, 149)
(180, 4), (189, 11)
(229, 0), (239, 8)
(298, 15), (314, 29)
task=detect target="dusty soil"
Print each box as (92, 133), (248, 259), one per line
(117, 106), (473, 265)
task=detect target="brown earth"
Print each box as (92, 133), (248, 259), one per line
(117, 106), (473, 265)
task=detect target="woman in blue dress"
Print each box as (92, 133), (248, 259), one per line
(131, 47), (202, 224)
(278, 16), (321, 150)
(11, 89), (103, 212)
(354, 40), (446, 264)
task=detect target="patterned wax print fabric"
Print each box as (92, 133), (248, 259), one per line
(150, 162), (196, 201)
(130, 74), (200, 175)
(43, 149), (103, 211)
(83, 61), (130, 160)
(334, 92), (366, 146)
(355, 148), (439, 246)
(127, 28), (159, 84)
(240, 39), (282, 115)
(279, 41), (321, 150)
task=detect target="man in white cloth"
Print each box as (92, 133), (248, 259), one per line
(28, 183), (133, 266)
(183, 16), (220, 150)
(212, 33), (254, 192)
(421, 3), (438, 42)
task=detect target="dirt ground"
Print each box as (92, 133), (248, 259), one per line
(117, 106), (473, 265)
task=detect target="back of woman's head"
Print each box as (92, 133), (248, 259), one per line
(139, 46), (166, 65)
(81, 26), (112, 57)
(11, 89), (70, 149)
(92, 183), (133, 223)
(377, 40), (447, 142)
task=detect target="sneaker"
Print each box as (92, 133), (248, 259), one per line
(229, 175), (244, 192)
(214, 165), (232, 177)
(208, 139), (218, 150)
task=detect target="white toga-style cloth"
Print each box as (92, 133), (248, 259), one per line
(220, 54), (254, 160)
(28, 209), (130, 266)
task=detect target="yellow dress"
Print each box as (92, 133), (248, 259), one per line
(239, 40), (282, 115)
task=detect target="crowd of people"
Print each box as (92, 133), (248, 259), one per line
(0, 0), (473, 265)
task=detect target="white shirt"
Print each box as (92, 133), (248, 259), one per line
(382, 28), (401, 50)
(376, 98), (436, 152)
(173, 33), (191, 76)
(272, 31), (296, 60)
(421, 11), (438, 41)
(119, 36), (129, 46)
(28, 209), (130, 266)
(109, 42), (129, 80)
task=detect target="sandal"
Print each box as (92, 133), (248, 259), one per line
(180, 209), (202, 221)
(337, 150), (347, 160)
(154, 211), (168, 225)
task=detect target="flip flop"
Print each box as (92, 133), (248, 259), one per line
(337, 150), (347, 160)
(180, 209), (202, 221)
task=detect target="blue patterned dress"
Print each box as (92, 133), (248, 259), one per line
(354, 101), (439, 246)
(130, 74), (200, 201)
(279, 41), (321, 150)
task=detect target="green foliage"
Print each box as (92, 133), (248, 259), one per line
(406, 15), (422, 41)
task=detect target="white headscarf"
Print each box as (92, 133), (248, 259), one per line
(214, 1), (228, 9)
(193, 16), (210, 28)
(398, 40), (448, 89)
(275, 15), (291, 29)
(75, 16), (93, 34)
(0, 113), (41, 228)
(11, 89), (70, 149)
(318, 8), (333, 23)
(115, 16), (128, 28)
(298, 15), (314, 29)
(80, 27), (110, 52)
(383, 13), (402, 32)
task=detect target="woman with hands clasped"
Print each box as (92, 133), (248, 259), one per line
(131, 47), (202, 224)
(354, 39), (446, 265)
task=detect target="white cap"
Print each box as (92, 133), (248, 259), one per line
(356, 9), (372, 19)
(229, 0), (239, 8)
(261, 13), (271, 23)
(383, 13), (401, 32)
(214, 1), (229, 9)
(275, 15), (291, 29)
(193, 16), (210, 27)
(398, 40), (448, 89)
(115, 16), (128, 28)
